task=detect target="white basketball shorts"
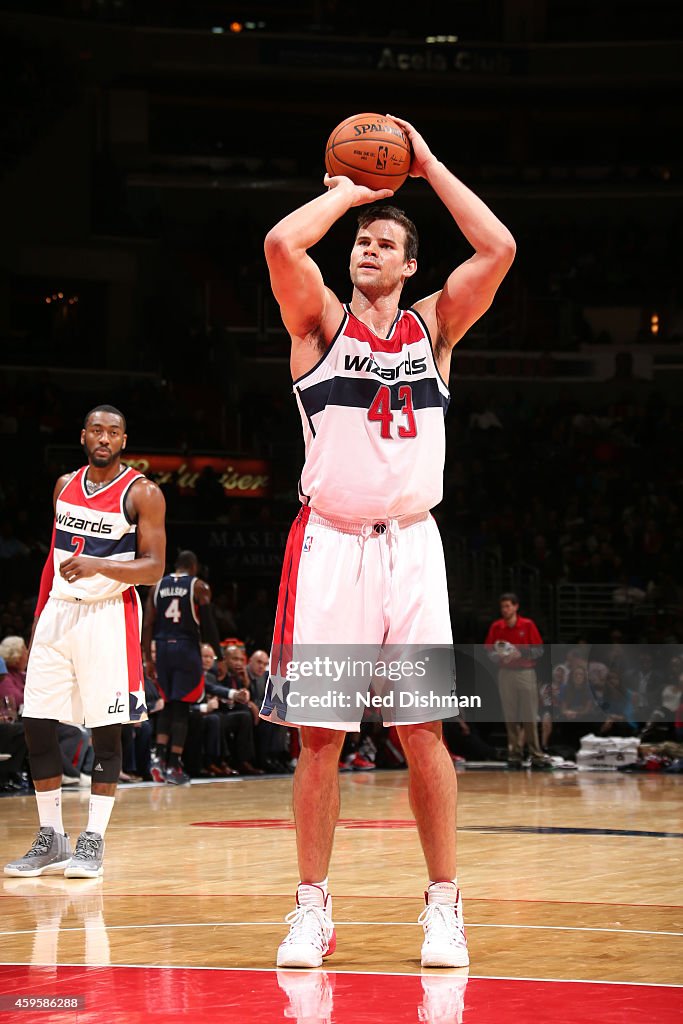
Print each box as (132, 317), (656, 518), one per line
(260, 506), (453, 731)
(23, 588), (147, 728)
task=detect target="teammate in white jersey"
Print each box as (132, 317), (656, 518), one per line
(263, 116), (516, 969)
(4, 405), (166, 880)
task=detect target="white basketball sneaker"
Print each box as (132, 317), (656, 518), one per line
(419, 883), (469, 968)
(276, 884), (336, 969)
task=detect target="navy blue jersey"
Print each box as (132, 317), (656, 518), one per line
(152, 573), (200, 642)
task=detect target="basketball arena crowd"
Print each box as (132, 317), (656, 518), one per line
(2, 366), (683, 793)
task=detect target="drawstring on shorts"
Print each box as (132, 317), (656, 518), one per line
(357, 522), (374, 581)
(305, 508), (427, 582)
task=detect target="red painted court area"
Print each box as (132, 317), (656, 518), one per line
(0, 965), (679, 1024)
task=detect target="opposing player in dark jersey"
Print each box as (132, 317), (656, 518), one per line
(263, 116), (516, 969)
(4, 405), (166, 880)
(142, 550), (226, 784)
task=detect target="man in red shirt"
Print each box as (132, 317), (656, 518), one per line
(485, 593), (551, 770)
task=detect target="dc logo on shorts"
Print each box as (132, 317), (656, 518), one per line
(303, 535), (314, 553)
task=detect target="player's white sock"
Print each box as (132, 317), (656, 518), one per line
(298, 877), (329, 903)
(427, 879), (458, 903)
(35, 788), (64, 834)
(86, 794), (115, 836)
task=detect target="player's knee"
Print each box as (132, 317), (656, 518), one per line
(91, 724), (123, 783)
(23, 718), (62, 780)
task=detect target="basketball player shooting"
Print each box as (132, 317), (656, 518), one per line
(4, 406), (166, 880)
(261, 115), (516, 968)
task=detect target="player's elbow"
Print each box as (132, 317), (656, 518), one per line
(140, 557), (165, 586)
(496, 233), (516, 267)
(264, 228), (294, 265)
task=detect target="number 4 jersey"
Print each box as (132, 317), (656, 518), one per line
(152, 573), (201, 643)
(51, 465), (144, 602)
(294, 304), (450, 518)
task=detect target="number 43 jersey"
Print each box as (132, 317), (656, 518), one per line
(294, 305), (450, 519)
(51, 465), (143, 602)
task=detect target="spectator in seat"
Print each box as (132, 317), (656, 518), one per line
(206, 641), (263, 776)
(0, 635), (28, 708)
(590, 670), (637, 737)
(247, 648), (289, 773)
(0, 655), (29, 792)
(184, 646), (237, 776)
(560, 665), (597, 750)
(540, 664), (565, 750)
(625, 650), (664, 725)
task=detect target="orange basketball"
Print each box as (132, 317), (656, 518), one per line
(324, 113), (412, 192)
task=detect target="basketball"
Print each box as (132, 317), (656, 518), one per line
(324, 112), (412, 192)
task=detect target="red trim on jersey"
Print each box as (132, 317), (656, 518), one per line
(35, 522), (57, 618)
(271, 507), (310, 675)
(57, 468), (85, 507)
(59, 466), (141, 514)
(345, 308), (424, 354)
(123, 587), (144, 699)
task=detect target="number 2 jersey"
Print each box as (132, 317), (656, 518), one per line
(152, 573), (201, 643)
(51, 465), (144, 602)
(294, 304), (450, 519)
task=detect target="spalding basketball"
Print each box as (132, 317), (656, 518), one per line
(325, 113), (412, 192)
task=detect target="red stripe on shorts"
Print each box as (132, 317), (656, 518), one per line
(123, 587), (144, 698)
(183, 673), (205, 705)
(272, 506), (310, 675)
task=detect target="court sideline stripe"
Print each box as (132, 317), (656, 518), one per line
(0, 961), (681, 988)
(2, 922), (682, 938)
(1, 894), (681, 910)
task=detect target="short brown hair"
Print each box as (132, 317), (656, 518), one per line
(356, 205), (419, 263)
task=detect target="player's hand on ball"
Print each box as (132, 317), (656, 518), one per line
(323, 173), (394, 206)
(386, 115), (436, 179)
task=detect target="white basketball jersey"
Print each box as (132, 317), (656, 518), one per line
(51, 465), (143, 602)
(295, 304), (450, 518)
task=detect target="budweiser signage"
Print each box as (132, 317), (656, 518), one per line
(122, 454), (270, 498)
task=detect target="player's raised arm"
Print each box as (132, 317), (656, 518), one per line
(264, 176), (393, 345)
(391, 116), (516, 352)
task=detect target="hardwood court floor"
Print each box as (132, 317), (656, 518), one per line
(0, 769), (681, 1023)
